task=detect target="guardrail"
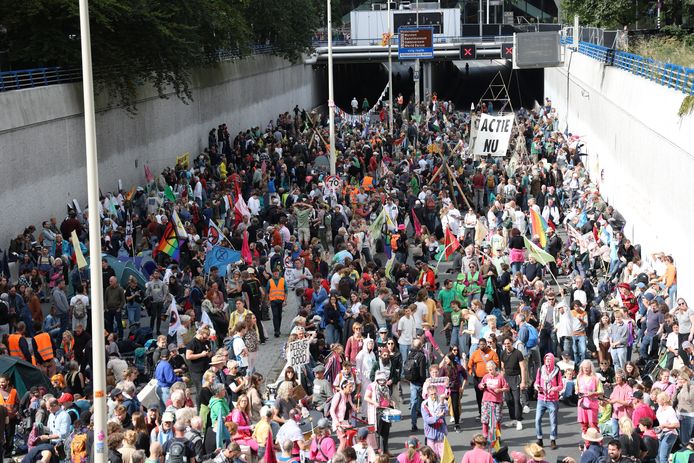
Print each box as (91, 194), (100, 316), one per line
(312, 35), (514, 48)
(561, 37), (694, 95)
(0, 44), (276, 93)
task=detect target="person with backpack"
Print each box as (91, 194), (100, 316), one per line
(404, 339), (428, 432)
(353, 427), (378, 463)
(309, 418), (337, 463)
(162, 422), (195, 463)
(515, 314), (541, 388)
(69, 284), (89, 332)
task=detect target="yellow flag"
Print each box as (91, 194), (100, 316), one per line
(442, 436), (455, 463)
(71, 231), (87, 269)
(176, 152), (190, 169)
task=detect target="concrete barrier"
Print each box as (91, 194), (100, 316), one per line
(0, 55), (323, 242)
(545, 49), (694, 299)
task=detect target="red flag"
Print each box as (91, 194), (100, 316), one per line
(444, 226), (460, 259)
(241, 231), (252, 265)
(144, 165), (154, 183)
(411, 208), (422, 237)
(264, 429), (277, 463)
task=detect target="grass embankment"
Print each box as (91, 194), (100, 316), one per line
(629, 31), (694, 116)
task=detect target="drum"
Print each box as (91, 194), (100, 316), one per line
(382, 408), (402, 423)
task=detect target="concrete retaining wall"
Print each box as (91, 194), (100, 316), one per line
(0, 56), (322, 242)
(545, 49), (694, 298)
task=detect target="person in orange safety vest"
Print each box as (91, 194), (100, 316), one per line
(7, 321), (33, 364)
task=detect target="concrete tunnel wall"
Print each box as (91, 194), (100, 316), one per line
(544, 49), (694, 299)
(0, 56), (324, 244)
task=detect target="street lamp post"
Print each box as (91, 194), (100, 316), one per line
(387, 0), (394, 136)
(77, 0), (108, 461)
(327, 0), (336, 175)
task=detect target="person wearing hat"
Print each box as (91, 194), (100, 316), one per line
(311, 365), (332, 411)
(365, 369), (396, 453)
(152, 411), (175, 447)
(309, 417), (336, 463)
(524, 443), (549, 463)
(396, 437), (422, 463)
(460, 434), (493, 463)
(580, 428), (606, 463)
(353, 427), (378, 463)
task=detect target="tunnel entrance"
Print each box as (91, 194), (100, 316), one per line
(318, 60), (544, 113)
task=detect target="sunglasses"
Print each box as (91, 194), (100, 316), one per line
(387, 342), (395, 345)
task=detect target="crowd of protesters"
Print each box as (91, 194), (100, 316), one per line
(0, 92), (685, 463)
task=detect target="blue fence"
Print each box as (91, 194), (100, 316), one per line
(0, 44), (276, 93)
(562, 36), (694, 95)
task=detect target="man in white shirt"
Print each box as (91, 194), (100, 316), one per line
(248, 192), (261, 216)
(463, 208), (477, 245)
(369, 289), (389, 329)
(397, 305), (417, 361)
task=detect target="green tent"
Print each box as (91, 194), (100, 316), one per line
(0, 356), (52, 397)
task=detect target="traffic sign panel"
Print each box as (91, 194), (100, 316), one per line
(398, 27), (434, 60)
(460, 44), (476, 59)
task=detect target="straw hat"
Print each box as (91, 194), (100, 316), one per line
(581, 427), (603, 443)
(524, 443), (546, 461)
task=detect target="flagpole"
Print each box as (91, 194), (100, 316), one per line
(327, 0), (337, 176)
(78, 0), (107, 460)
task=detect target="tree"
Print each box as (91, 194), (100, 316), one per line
(562, 0), (636, 27)
(0, 0), (323, 110)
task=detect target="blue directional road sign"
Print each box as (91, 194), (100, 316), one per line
(398, 27), (434, 60)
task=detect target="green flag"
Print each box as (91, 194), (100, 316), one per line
(368, 208), (386, 242)
(523, 236), (555, 266)
(385, 255), (396, 281)
(164, 185), (176, 202)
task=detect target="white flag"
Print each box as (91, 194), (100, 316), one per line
(172, 210), (188, 239)
(167, 299), (181, 337)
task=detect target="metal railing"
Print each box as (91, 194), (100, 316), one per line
(561, 37), (694, 95)
(0, 44), (276, 93)
(312, 34), (513, 48)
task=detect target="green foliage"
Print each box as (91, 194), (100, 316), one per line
(679, 95), (694, 117)
(562, 0), (635, 27)
(0, 0), (327, 109)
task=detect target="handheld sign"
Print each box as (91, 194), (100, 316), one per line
(287, 339), (310, 367)
(472, 113), (515, 156)
(325, 175), (342, 192)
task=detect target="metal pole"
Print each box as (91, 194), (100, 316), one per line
(77, 0), (107, 461)
(387, 0), (394, 136)
(486, 0), (490, 25)
(415, 0), (420, 116)
(327, 0), (336, 175)
(479, 0), (483, 36)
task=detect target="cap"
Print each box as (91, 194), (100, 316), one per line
(316, 418), (331, 429)
(632, 390), (644, 399)
(167, 344), (178, 353)
(313, 365), (326, 374)
(109, 388), (123, 399)
(290, 326), (305, 335)
(357, 427), (369, 440)
(247, 267), (255, 274)
(378, 327), (388, 333)
(644, 293), (656, 301)
(58, 393), (74, 404)
(375, 370), (387, 381)
(162, 412), (175, 422)
(406, 437), (420, 448)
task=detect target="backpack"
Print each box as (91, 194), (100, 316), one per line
(426, 196), (436, 210)
(355, 445), (370, 463)
(403, 351), (422, 383)
(525, 324), (539, 349)
(165, 440), (186, 463)
(72, 298), (87, 319)
(70, 432), (88, 463)
(486, 175), (495, 189)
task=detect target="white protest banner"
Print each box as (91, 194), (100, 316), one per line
(472, 113), (515, 156)
(287, 339), (311, 367)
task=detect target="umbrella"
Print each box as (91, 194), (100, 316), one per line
(122, 261), (147, 290)
(0, 356), (51, 397)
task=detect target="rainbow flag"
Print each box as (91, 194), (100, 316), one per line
(153, 221), (180, 261)
(529, 208), (549, 248)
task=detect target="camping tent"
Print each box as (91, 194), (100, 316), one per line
(0, 356), (52, 397)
